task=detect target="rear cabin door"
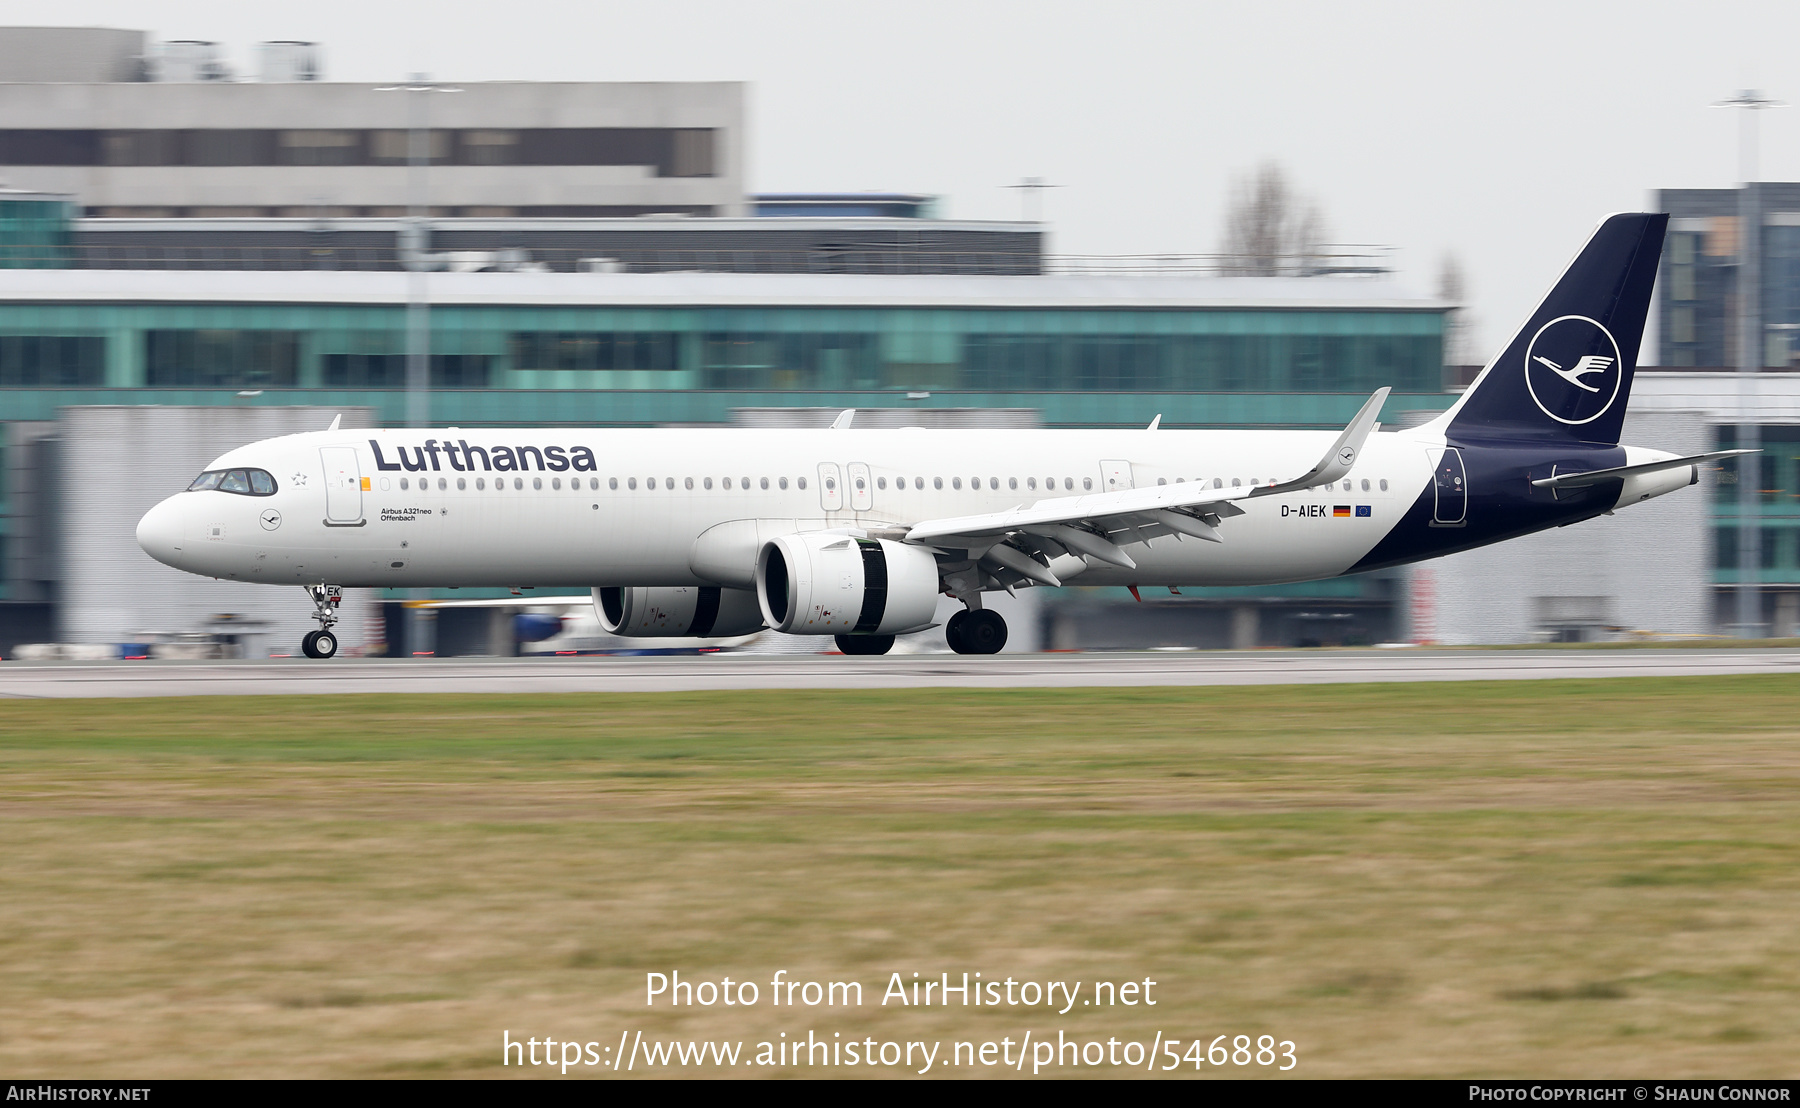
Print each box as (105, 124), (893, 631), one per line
(1100, 459), (1134, 492)
(846, 462), (873, 510)
(817, 462), (844, 511)
(321, 447), (364, 524)
(1432, 447), (1467, 526)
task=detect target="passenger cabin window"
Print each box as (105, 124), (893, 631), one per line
(188, 468), (278, 496)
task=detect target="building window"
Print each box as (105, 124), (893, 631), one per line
(460, 130), (519, 165)
(700, 332), (878, 389)
(278, 130), (360, 166)
(183, 130), (277, 166)
(322, 353), (490, 388)
(367, 129), (451, 165)
(670, 129), (715, 177)
(146, 330), (299, 387)
(2, 126), (719, 171)
(511, 332), (680, 372)
(0, 336), (104, 386)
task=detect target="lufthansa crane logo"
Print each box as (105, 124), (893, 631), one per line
(1523, 315), (1624, 425)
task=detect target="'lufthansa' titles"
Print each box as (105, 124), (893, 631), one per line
(370, 439), (598, 474)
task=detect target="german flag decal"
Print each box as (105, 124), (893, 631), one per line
(1333, 505), (1352, 517)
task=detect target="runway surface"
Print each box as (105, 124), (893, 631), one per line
(0, 647), (1796, 698)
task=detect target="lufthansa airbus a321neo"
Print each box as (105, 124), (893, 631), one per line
(136, 213), (1744, 659)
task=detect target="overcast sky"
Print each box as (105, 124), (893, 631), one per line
(12, 0), (1800, 360)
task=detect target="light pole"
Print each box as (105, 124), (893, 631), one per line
(375, 74), (462, 429)
(1713, 89), (1785, 637)
(376, 74), (461, 656)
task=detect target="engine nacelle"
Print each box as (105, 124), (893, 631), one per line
(593, 586), (766, 638)
(756, 534), (941, 635)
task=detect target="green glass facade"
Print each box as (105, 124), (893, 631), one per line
(0, 300), (1445, 397)
(1716, 425), (1800, 586)
(0, 195), (74, 269)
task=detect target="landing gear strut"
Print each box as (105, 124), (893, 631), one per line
(946, 608), (1007, 655)
(301, 584), (342, 660)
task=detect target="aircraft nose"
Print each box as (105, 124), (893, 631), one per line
(136, 495), (187, 568)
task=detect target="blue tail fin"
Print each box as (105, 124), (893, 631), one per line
(1446, 212), (1667, 446)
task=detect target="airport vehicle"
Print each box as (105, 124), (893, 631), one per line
(137, 213), (1742, 659)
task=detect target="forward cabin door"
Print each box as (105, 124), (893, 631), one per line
(1432, 447), (1467, 526)
(320, 446), (364, 524)
(846, 462), (873, 510)
(817, 462), (844, 511)
(1101, 459), (1134, 492)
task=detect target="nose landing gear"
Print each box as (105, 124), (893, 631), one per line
(301, 584), (342, 660)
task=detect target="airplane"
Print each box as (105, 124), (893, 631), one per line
(136, 212), (1749, 660)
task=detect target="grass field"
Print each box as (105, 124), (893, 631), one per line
(1, 676), (1797, 1078)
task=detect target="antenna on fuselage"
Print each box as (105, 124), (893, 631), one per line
(830, 409), (855, 429)
(326, 414), (342, 432)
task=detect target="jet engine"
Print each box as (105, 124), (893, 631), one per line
(756, 533), (942, 636)
(593, 585), (766, 638)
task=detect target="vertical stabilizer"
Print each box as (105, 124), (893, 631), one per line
(1444, 213), (1667, 446)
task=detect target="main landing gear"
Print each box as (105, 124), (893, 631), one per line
(946, 608), (1007, 655)
(301, 584), (342, 659)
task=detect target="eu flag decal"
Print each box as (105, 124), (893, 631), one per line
(1355, 505), (1372, 517)
(1333, 505), (1352, 517)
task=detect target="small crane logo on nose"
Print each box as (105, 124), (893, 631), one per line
(260, 509), (283, 531)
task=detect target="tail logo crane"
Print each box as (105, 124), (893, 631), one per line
(1531, 354), (1614, 393)
(1522, 315), (1624, 426)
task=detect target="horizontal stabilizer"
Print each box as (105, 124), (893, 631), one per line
(1529, 449), (1755, 489)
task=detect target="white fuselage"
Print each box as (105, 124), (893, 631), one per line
(138, 425), (1449, 590)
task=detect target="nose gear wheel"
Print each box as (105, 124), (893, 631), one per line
(301, 584), (343, 660)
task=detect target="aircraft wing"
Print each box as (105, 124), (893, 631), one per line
(407, 595), (593, 609)
(903, 389), (1390, 577)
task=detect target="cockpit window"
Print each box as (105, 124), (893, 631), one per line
(188, 468), (278, 496)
